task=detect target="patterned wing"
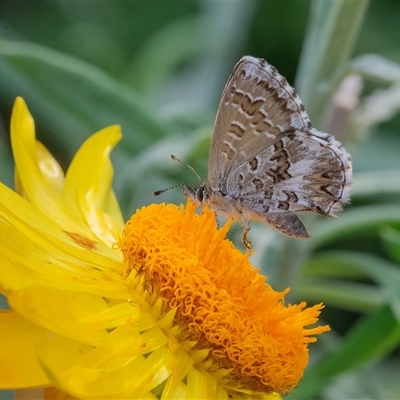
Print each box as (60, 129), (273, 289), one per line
(206, 55), (352, 238)
(208, 56), (312, 188)
(226, 129), (352, 219)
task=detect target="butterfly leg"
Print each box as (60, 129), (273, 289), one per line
(239, 213), (252, 249)
(242, 226), (252, 249)
(212, 210), (220, 229)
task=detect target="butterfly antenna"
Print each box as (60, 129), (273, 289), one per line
(152, 155), (201, 197)
(153, 182), (185, 197)
(171, 154), (201, 182)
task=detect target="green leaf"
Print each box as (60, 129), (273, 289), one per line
(312, 205), (400, 246)
(129, 2), (258, 108)
(351, 54), (400, 83)
(295, 279), (384, 313)
(0, 40), (170, 157)
(353, 83), (400, 134)
(304, 253), (366, 279)
(352, 170), (400, 199)
(323, 359), (400, 400)
(296, 305), (400, 398)
(296, 0), (369, 126)
(325, 305), (400, 376)
(298, 249), (400, 313)
(129, 17), (211, 93)
(303, 251), (400, 320)
(381, 226), (400, 265)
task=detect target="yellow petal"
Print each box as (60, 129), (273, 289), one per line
(0, 311), (50, 388)
(7, 285), (124, 345)
(63, 125), (124, 245)
(0, 182), (124, 282)
(10, 98), (96, 238)
(15, 140), (65, 197)
(35, 140), (65, 193)
(38, 334), (167, 399)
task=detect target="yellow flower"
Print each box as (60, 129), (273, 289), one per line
(0, 97), (329, 399)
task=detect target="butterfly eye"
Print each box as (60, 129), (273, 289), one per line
(196, 186), (207, 203)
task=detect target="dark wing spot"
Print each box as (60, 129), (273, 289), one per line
(241, 95), (264, 117)
(221, 142), (235, 160)
(283, 190), (298, 203)
(252, 178), (264, 191)
(256, 79), (266, 88)
(264, 190), (273, 199)
(278, 201), (290, 210)
(228, 122), (245, 139)
(232, 91), (244, 106)
(321, 184), (335, 197)
(322, 170), (344, 181)
(255, 120), (274, 134)
(270, 140), (292, 183)
(249, 157), (258, 171)
(280, 76), (289, 87)
(273, 140), (284, 152)
(270, 65), (278, 75)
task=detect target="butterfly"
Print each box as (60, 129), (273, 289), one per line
(157, 56), (352, 248)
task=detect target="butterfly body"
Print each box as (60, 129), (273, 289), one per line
(184, 56), (352, 247)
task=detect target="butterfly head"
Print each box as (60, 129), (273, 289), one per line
(182, 182), (210, 206)
(153, 155), (208, 201)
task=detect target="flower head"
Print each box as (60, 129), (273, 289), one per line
(119, 202), (329, 395)
(0, 97), (329, 399)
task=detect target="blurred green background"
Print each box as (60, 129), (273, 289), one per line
(1, 1), (400, 399)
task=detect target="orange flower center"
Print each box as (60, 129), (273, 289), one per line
(118, 201), (329, 395)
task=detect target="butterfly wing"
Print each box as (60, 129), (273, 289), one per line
(226, 129), (352, 219)
(208, 56), (312, 188)
(206, 56), (352, 238)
